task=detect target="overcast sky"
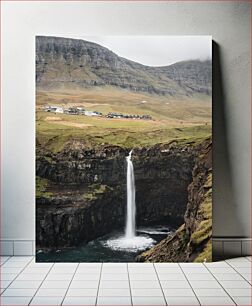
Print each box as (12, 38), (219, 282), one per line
(62, 35), (212, 66)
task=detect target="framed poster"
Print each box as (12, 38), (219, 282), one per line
(36, 36), (212, 262)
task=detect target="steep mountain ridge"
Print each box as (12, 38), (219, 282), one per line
(36, 36), (212, 96)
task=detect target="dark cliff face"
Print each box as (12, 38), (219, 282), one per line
(136, 138), (212, 262)
(36, 141), (198, 249)
(36, 185), (125, 248)
(36, 36), (212, 96)
(157, 60), (212, 95)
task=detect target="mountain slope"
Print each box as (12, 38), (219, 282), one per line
(36, 36), (212, 96)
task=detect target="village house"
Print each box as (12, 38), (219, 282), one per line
(84, 110), (102, 117)
(44, 105), (151, 120)
(44, 106), (64, 114)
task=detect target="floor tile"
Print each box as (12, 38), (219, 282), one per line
(7, 257), (32, 264)
(0, 256), (10, 264)
(235, 267), (252, 274)
(97, 296), (132, 305)
(102, 266), (128, 273)
(0, 296), (32, 305)
(219, 280), (252, 288)
(99, 281), (129, 288)
(225, 288), (252, 296)
(35, 287), (67, 296)
(129, 273), (158, 281)
(3, 261), (28, 268)
(76, 266), (101, 273)
(8, 280), (42, 289)
(45, 273), (73, 281)
(23, 267), (50, 274)
(128, 263), (154, 268)
(1, 274), (17, 281)
(50, 267), (77, 274)
(158, 273), (187, 280)
(165, 296), (200, 305)
(180, 263), (205, 267)
(128, 268), (155, 274)
(130, 280), (160, 289)
(27, 262), (53, 268)
(79, 263), (102, 267)
(198, 296), (236, 305)
(204, 262), (230, 267)
(132, 296), (166, 305)
(30, 296), (64, 305)
(207, 267), (236, 274)
(128, 263), (153, 268)
(182, 267), (209, 274)
(1, 267), (23, 274)
(102, 263), (126, 267)
(228, 261), (252, 268)
(0, 280), (13, 289)
(101, 274), (128, 281)
(102, 268), (128, 274)
(194, 288), (228, 296)
(232, 296), (252, 305)
(155, 267), (182, 273)
(74, 273), (100, 281)
(98, 288), (130, 296)
(154, 263), (179, 267)
(70, 280), (99, 288)
(62, 296), (96, 305)
(128, 263), (155, 271)
(16, 273), (46, 281)
(131, 288), (163, 296)
(163, 288), (195, 296)
(160, 280), (191, 288)
(226, 257), (250, 263)
(241, 273), (252, 283)
(40, 280), (71, 288)
(189, 280), (221, 289)
(214, 273), (245, 281)
(186, 273), (216, 281)
(67, 288), (98, 296)
(2, 288), (37, 296)
(52, 263), (78, 268)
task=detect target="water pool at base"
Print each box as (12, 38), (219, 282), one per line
(36, 226), (174, 262)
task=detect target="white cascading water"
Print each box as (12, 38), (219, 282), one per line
(103, 149), (155, 252)
(125, 150), (136, 239)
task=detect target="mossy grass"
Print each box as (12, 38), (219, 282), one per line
(37, 110), (211, 151)
(36, 176), (53, 198)
(194, 239), (212, 262)
(82, 184), (112, 201)
(36, 87), (211, 151)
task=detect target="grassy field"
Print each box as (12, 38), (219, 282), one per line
(36, 87), (212, 151)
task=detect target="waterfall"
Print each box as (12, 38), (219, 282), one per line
(125, 150), (136, 239)
(104, 149), (155, 252)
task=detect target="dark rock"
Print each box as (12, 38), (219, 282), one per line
(36, 141), (202, 249)
(136, 138), (212, 262)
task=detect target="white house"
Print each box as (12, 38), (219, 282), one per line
(44, 106), (63, 113)
(50, 106), (64, 114)
(84, 110), (99, 117)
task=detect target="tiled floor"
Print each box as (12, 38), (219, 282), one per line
(0, 256), (251, 305)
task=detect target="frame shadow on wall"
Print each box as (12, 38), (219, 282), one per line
(212, 41), (244, 260)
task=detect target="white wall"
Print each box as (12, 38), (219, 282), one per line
(1, 1), (251, 241)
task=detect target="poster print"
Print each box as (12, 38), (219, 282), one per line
(36, 36), (212, 262)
